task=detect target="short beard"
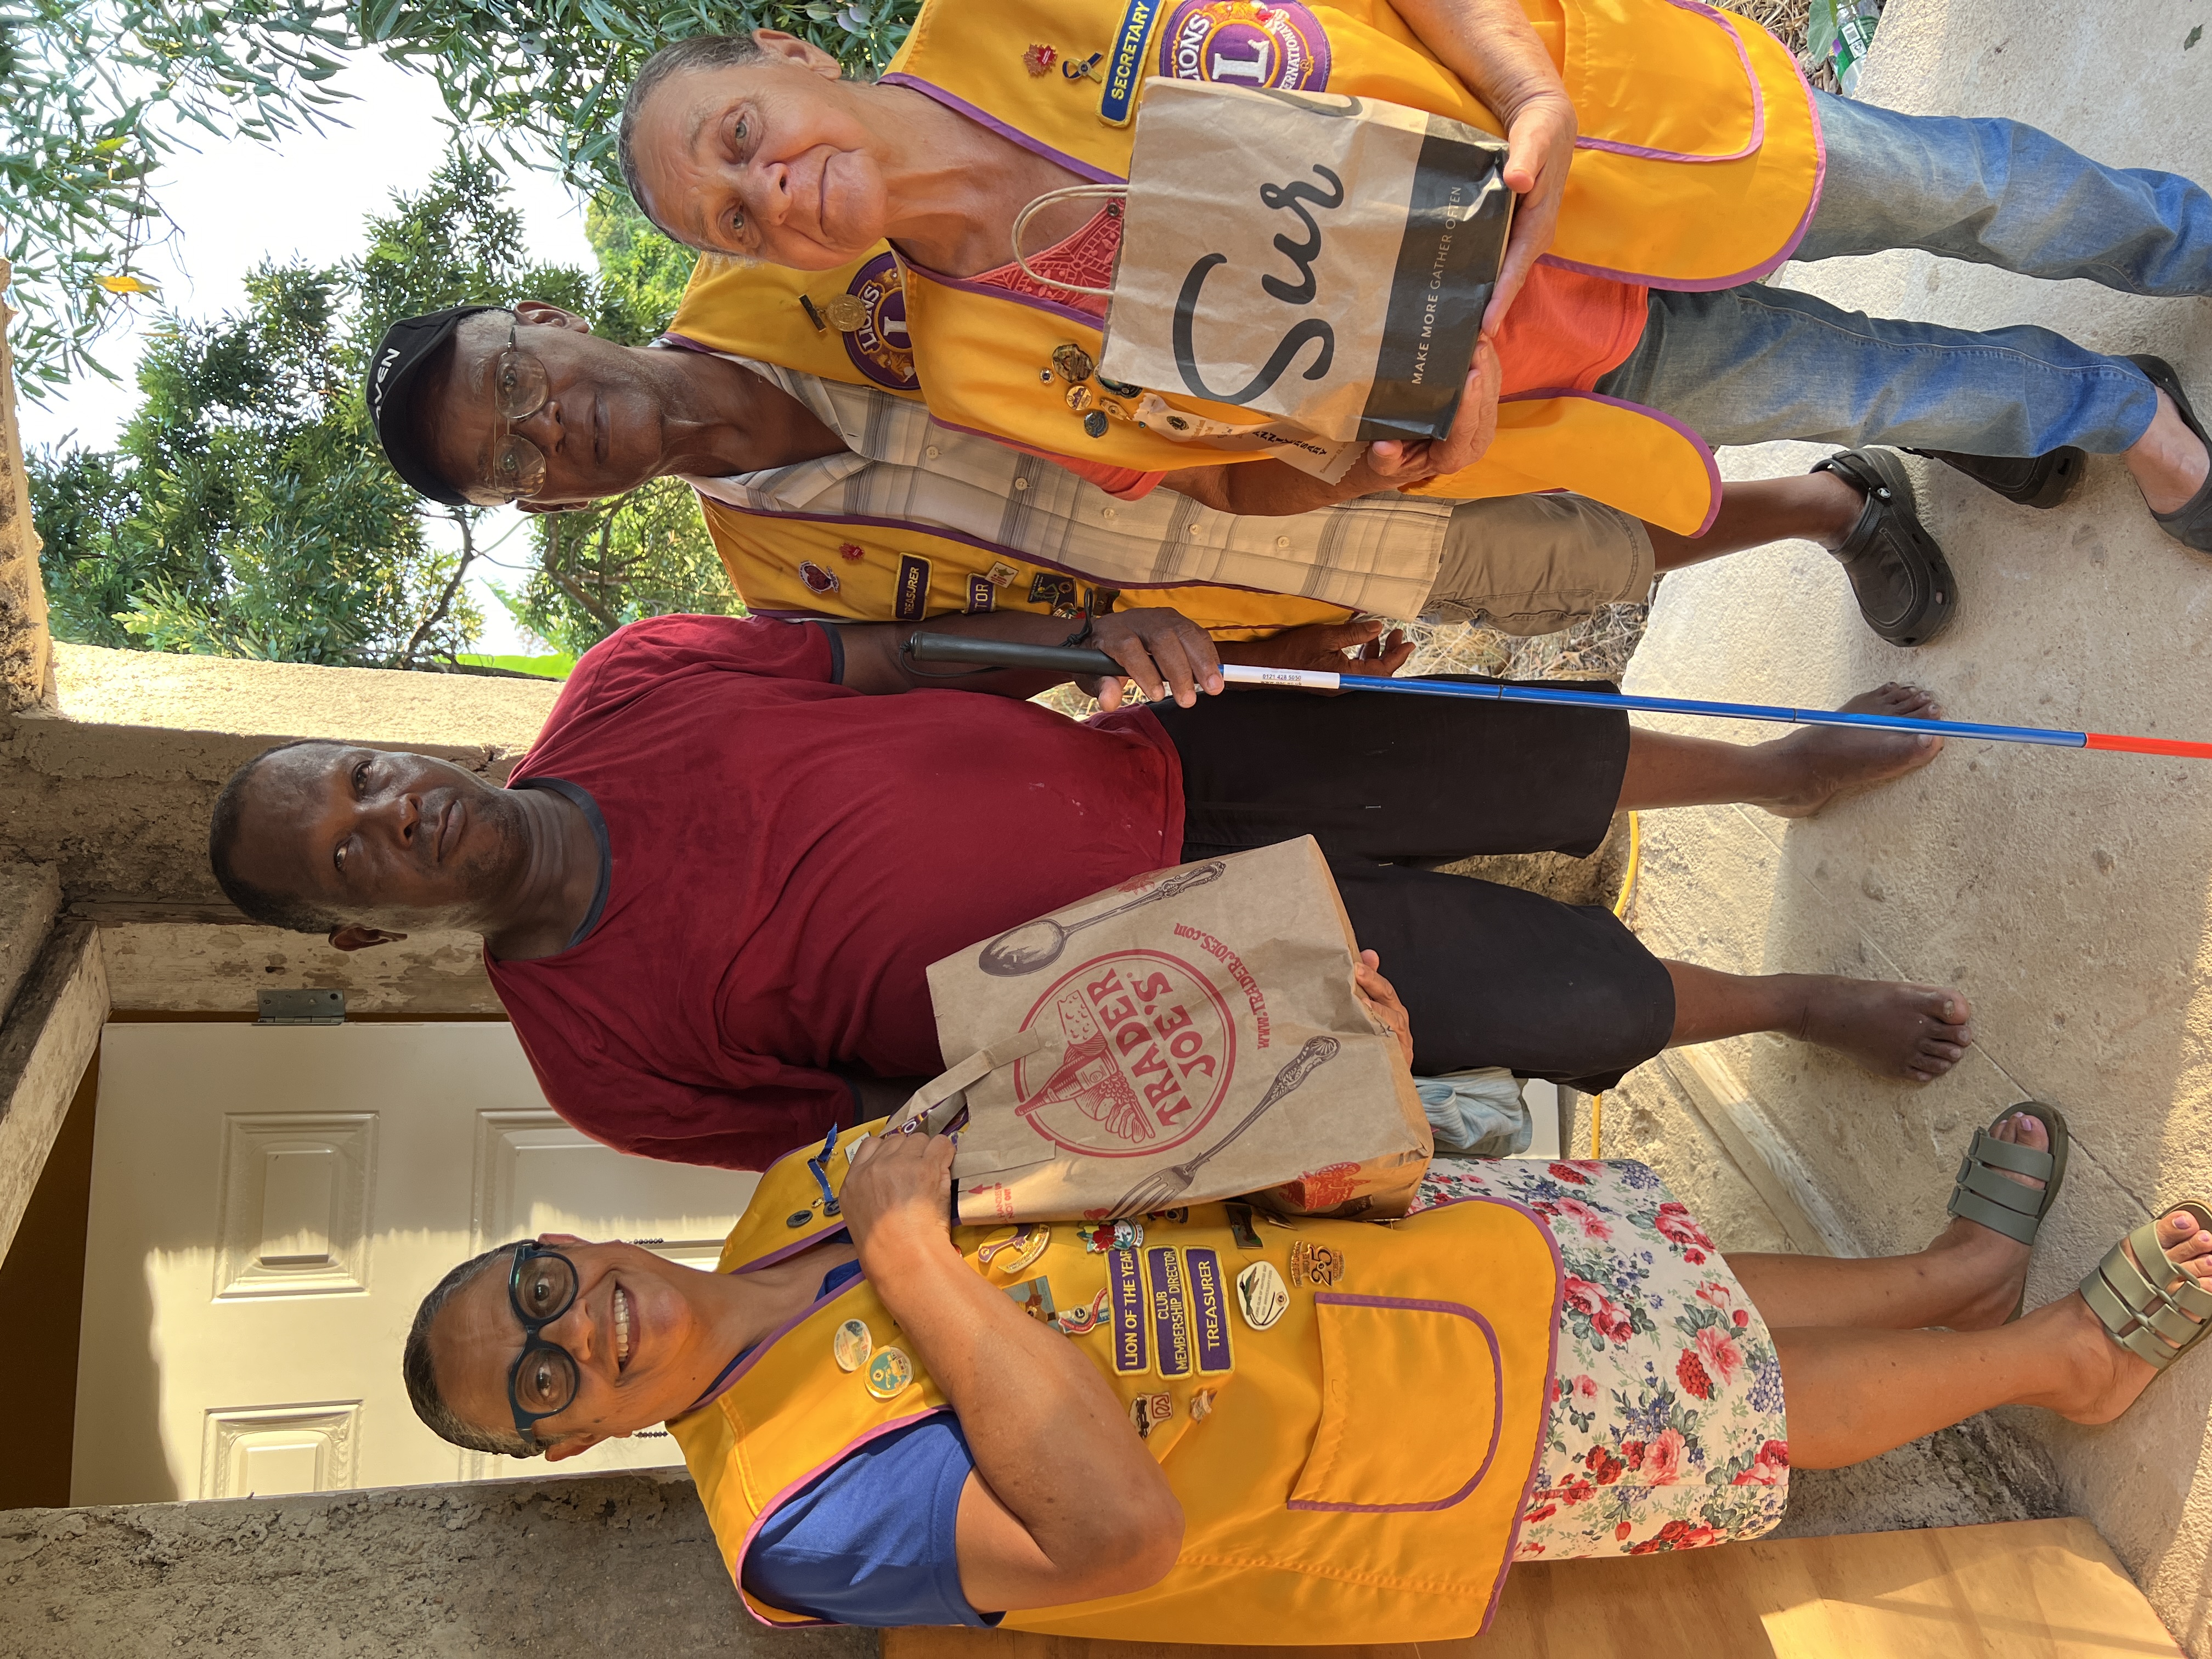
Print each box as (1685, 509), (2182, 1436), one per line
(447, 783), (538, 931)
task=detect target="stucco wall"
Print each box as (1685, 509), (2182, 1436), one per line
(0, 1472), (874, 1659)
(0, 918), (105, 1262)
(1, 643), (561, 904)
(0, 861), (59, 1023)
(1611, 1), (2212, 1647)
(98, 921), (500, 1013)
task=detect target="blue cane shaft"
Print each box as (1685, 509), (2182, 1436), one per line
(1330, 673), (2091, 749)
(899, 634), (2095, 748)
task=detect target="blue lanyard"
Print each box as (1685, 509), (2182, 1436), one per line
(806, 1120), (843, 1217)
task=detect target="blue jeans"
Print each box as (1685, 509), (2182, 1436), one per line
(1594, 92), (2212, 455)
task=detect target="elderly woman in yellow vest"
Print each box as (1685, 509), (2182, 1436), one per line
(405, 1086), (2210, 1638)
(618, 0), (2212, 653)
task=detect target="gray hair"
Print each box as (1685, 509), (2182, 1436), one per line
(404, 1240), (537, 1458)
(617, 33), (772, 246)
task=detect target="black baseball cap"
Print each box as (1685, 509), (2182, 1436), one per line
(364, 304), (508, 506)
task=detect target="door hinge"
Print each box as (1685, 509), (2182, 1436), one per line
(256, 988), (347, 1026)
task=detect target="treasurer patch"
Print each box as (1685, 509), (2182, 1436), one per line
(1184, 1247), (1234, 1373)
(1158, 0), (1331, 92)
(894, 554), (931, 621)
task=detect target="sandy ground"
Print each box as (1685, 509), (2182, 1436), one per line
(1601, 1), (2212, 1649)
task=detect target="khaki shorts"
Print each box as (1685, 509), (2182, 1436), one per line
(1421, 494), (1656, 636)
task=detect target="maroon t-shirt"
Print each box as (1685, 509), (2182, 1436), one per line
(488, 614), (1184, 1168)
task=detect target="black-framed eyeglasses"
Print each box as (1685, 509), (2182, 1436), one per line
(506, 1242), (583, 1452)
(483, 314), (552, 504)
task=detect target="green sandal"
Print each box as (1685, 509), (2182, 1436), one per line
(2080, 1199), (2212, 1370)
(1947, 1102), (2070, 1251)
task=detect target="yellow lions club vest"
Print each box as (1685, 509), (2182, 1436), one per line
(670, 0), (1820, 535)
(689, 494), (1357, 640)
(668, 1123), (1562, 1644)
(666, 267), (1356, 637)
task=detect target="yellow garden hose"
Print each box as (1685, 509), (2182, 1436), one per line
(1587, 812), (1643, 1159)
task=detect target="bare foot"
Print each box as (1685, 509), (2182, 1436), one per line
(1790, 975), (1972, 1083)
(2040, 1209), (2212, 1424)
(1930, 1107), (2051, 1330)
(1759, 684), (1946, 819)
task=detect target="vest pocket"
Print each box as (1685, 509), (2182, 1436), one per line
(1286, 1293), (1504, 1512)
(1565, 0), (1767, 166)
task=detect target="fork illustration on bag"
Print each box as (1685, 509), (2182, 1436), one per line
(1105, 1035), (1340, 1220)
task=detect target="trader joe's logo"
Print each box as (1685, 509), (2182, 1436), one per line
(1014, 950), (1237, 1157)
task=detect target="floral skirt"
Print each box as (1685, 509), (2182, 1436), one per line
(1410, 1158), (1790, 1559)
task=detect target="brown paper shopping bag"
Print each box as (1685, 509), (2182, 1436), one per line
(905, 838), (1430, 1224)
(1094, 76), (1511, 445)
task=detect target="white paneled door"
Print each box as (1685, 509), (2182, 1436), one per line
(73, 1023), (760, 1504)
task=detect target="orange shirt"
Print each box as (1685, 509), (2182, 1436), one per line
(1492, 263), (1651, 395)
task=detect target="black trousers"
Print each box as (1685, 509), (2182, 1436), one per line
(1150, 681), (1676, 1093)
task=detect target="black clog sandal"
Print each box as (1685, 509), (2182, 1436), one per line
(1812, 447), (1960, 647)
(1906, 445), (2087, 510)
(2127, 354), (2212, 554)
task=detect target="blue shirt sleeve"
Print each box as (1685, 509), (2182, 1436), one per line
(740, 1414), (998, 1629)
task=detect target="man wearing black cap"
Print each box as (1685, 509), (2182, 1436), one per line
(362, 300), (1976, 650)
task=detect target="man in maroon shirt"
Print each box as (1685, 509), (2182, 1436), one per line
(207, 604), (1968, 1169)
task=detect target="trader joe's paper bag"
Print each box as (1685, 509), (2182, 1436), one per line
(911, 837), (1430, 1224)
(1097, 77), (1511, 444)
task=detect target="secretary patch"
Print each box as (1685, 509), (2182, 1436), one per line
(1099, 0), (1161, 125)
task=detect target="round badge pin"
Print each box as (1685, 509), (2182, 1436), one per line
(1236, 1261), (1289, 1331)
(833, 1318), (873, 1373)
(1064, 383), (1094, 412)
(821, 294), (870, 331)
(1051, 343), (1096, 383)
(785, 1210), (814, 1229)
(866, 1346), (915, 1400)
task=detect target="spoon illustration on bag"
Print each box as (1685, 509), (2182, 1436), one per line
(977, 861), (1227, 977)
(1107, 1035), (1339, 1218)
